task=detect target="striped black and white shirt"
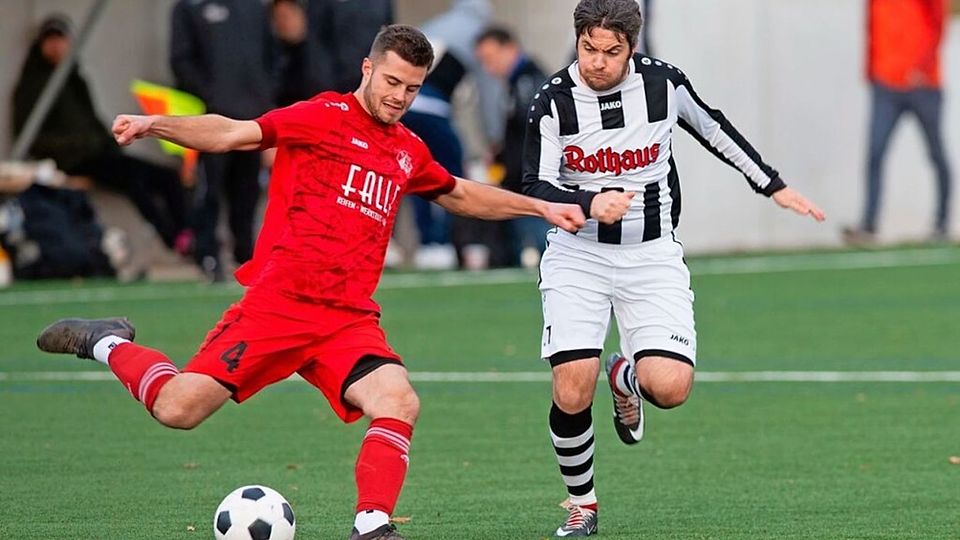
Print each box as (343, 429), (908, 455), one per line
(522, 54), (786, 244)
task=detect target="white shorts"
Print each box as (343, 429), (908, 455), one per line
(538, 230), (697, 366)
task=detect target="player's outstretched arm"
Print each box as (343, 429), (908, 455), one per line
(771, 185), (826, 222)
(112, 114), (263, 153)
(435, 177), (586, 233)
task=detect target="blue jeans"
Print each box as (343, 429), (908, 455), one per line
(401, 110), (464, 245)
(864, 83), (952, 233)
(512, 216), (551, 254)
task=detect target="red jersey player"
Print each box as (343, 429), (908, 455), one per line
(36, 25), (585, 540)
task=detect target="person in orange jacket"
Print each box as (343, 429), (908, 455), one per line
(844, 0), (952, 243)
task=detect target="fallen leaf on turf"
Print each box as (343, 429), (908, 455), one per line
(948, 456), (960, 465)
(186, 525), (196, 532)
(391, 516), (412, 524)
(182, 462), (200, 470)
(286, 463), (300, 470)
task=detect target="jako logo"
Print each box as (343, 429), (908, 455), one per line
(600, 100), (622, 111)
(670, 334), (690, 346)
(564, 143), (660, 176)
(324, 101), (350, 111)
(351, 137), (369, 149)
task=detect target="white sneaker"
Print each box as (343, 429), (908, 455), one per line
(414, 244), (457, 270)
(520, 246), (541, 269)
(554, 503), (598, 537)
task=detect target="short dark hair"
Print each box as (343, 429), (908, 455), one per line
(369, 24), (434, 68)
(38, 13), (71, 40)
(573, 0), (643, 50)
(475, 26), (517, 47)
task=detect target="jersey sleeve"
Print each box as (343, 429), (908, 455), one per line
(255, 99), (337, 149)
(405, 139), (456, 200)
(672, 71), (786, 196)
(521, 93), (597, 216)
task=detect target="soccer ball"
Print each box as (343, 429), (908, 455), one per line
(214, 485), (296, 540)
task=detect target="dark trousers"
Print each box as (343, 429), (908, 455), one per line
(13, 185), (114, 279)
(864, 83), (952, 233)
(193, 151), (262, 268)
(71, 152), (187, 248)
(401, 110), (461, 245)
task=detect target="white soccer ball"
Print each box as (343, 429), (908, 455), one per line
(214, 485), (296, 540)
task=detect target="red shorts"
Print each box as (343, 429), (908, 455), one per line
(182, 289), (401, 423)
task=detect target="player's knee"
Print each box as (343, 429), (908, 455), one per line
(643, 377), (693, 409)
(152, 401), (204, 430)
(646, 385), (691, 409)
(636, 358), (694, 409)
(376, 386), (420, 424)
(554, 386), (593, 414)
(396, 389), (421, 423)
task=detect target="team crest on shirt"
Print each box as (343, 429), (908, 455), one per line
(396, 150), (413, 176)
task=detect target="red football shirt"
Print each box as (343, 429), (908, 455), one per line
(235, 92), (455, 313)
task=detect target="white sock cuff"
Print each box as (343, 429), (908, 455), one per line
(569, 490), (597, 507)
(354, 509), (390, 535)
(92, 336), (131, 365)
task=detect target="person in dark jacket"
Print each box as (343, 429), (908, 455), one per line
(272, 0), (327, 106)
(402, 0), (503, 269)
(12, 15), (188, 253)
(314, 0), (394, 93)
(271, 0), (392, 106)
(475, 25), (550, 266)
(170, 0), (275, 281)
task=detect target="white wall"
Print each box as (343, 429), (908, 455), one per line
(654, 0), (958, 250)
(1, 0), (178, 164)
(1, 0), (956, 251)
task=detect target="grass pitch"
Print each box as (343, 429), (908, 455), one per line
(1, 247), (958, 539)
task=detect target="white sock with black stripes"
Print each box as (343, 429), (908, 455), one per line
(549, 402), (597, 509)
(611, 357), (642, 398)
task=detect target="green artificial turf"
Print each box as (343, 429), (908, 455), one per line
(1, 247), (958, 538)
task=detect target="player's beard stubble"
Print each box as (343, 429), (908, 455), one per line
(580, 60), (631, 92)
(362, 83), (407, 125)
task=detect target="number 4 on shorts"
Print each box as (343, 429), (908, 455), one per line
(220, 342), (247, 373)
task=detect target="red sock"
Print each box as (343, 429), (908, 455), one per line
(108, 343), (179, 412)
(355, 418), (413, 515)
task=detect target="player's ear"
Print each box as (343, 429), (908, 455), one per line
(361, 57), (373, 80)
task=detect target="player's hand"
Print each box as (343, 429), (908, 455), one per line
(112, 114), (154, 146)
(772, 186), (826, 222)
(590, 190), (635, 224)
(543, 202), (586, 233)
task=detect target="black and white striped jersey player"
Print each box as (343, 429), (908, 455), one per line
(524, 1), (825, 537)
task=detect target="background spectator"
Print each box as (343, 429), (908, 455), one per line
(0, 159), (128, 280)
(170, 0), (275, 281)
(271, 0), (328, 106)
(475, 25), (550, 268)
(403, 0), (502, 269)
(314, 0), (394, 94)
(12, 14), (188, 256)
(844, 0), (952, 244)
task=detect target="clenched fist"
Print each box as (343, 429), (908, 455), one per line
(590, 190), (635, 224)
(112, 115), (154, 146)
